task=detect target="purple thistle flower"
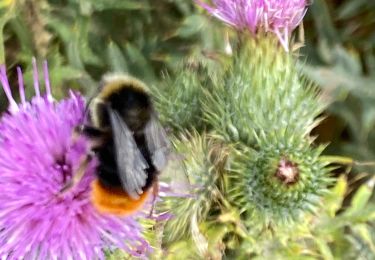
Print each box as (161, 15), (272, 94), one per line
(0, 60), (150, 259)
(196, 0), (308, 51)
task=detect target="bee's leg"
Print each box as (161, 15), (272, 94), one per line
(58, 153), (94, 195)
(148, 177), (159, 218)
(75, 125), (107, 138)
(73, 125), (110, 148)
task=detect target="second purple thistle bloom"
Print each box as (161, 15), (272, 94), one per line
(196, 0), (308, 51)
(0, 61), (149, 259)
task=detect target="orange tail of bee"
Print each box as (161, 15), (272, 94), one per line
(91, 180), (150, 216)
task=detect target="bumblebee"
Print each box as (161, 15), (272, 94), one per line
(60, 74), (170, 216)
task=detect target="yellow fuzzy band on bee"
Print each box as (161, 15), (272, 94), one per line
(90, 98), (104, 128)
(98, 74), (149, 99)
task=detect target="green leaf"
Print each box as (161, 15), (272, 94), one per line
(314, 238), (334, 260)
(345, 178), (375, 216)
(174, 15), (206, 38)
(352, 224), (375, 253)
(166, 240), (201, 260)
(8, 17), (34, 55)
(67, 40), (84, 69)
(87, 0), (148, 12)
(106, 41), (128, 73)
(324, 176), (347, 217)
(310, 0), (340, 47)
(338, 0), (368, 19)
(125, 42), (156, 82)
(204, 224), (229, 259)
(105, 249), (127, 260)
(75, 17), (101, 66)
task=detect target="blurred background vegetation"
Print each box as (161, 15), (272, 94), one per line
(0, 0), (374, 258)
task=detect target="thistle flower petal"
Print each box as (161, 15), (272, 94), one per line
(196, 0), (308, 51)
(0, 62), (150, 258)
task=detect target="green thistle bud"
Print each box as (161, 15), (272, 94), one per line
(204, 36), (323, 144)
(230, 141), (330, 227)
(204, 35), (332, 226)
(153, 55), (223, 133)
(160, 132), (229, 245)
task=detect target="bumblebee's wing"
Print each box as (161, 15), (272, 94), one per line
(144, 114), (170, 172)
(108, 108), (148, 199)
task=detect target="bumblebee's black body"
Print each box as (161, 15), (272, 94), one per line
(88, 86), (157, 191)
(96, 138), (156, 191)
(73, 74), (170, 203)
(59, 74), (169, 215)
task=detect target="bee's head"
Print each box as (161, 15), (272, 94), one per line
(98, 74), (153, 131)
(108, 85), (152, 131)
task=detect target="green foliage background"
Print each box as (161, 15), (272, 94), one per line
(0, 0), (374, 259)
